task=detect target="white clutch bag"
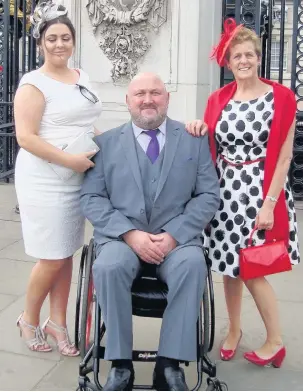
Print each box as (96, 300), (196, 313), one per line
(49, 132), (99, 181)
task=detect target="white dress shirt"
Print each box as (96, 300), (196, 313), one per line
(132, 119), (166, 153)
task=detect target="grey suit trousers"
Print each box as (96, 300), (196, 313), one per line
(93, 241), (207, 362)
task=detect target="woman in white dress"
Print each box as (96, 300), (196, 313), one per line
(14, 1), (102, 355)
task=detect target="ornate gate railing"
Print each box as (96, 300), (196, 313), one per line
(0, 0), (38, 181)
(221, 0), (303, 200)
(2, 0), (303, 197)
(290, 0), (303, 200)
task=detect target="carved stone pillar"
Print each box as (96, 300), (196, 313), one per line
(61, 0), (82, 68)
(62, 0), (221, 130)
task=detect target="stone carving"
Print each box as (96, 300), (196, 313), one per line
(86, 0), (167, 83)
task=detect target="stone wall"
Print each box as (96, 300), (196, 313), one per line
(62, 0), (222, 131)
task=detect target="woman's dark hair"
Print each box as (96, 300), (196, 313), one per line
(36, 7), (76, 45)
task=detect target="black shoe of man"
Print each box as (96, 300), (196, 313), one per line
(153, 357), (189, 391)
(103, 361), (134, 391)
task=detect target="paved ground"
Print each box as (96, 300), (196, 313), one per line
(0, 182), (303, 391)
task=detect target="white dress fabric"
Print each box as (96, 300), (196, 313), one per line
(15, 69), (102, 259)
(203, 90), (300, 278)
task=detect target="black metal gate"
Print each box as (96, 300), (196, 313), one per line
(221, 0), (303, 200)
(0, 0), (38, 181)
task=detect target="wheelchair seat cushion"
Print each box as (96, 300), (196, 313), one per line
(131, 276), (168, 318)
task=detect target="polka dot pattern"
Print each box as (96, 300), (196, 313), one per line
(203, 90), (300, 278)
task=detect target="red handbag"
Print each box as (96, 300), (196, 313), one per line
(239, 227), (292, 280)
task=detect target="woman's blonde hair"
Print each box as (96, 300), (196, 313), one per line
(227, 27), (262, 59)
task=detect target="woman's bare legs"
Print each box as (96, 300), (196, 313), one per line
(23, 258), (68, 324)
(44, 256), (78, 356)
(49, 256), (73, 326)
(244, 276), (283, 357)
(20, 258), (70, 346)
(222, 275), (243, 349)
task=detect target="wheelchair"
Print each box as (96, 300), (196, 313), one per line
(75, 239), (228, 391)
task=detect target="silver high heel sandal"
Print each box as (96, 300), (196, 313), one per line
(42, 317), (79, 357)
(16, 312), (52, 352)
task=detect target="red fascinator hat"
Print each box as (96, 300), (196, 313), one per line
(210, 18), (244, 67)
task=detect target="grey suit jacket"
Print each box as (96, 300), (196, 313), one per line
(80, 118), (220, 247)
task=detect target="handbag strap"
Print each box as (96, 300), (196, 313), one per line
(248, 226), (277, 247)
(247, 227), (258, 247)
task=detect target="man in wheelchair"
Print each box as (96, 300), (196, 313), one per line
(80, 73), (220, 391)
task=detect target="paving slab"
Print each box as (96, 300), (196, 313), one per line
(0, 351), (56, 391)
(0, 293), (18, 312)
(0, 220), (23, 253)
(0, 183), (20, 223)
(33, 357), (80, 391)
(215, 360), (303, 391)
(267, 269), (303, 303)
(0, 238), (19, 251)
(0, 220), (22, 240)
(0, 240), (35, 262)
(0, 258), (35, 296)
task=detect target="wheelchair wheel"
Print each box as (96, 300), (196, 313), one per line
(74, 239), (95, 358)
(204, 250), (216, 352)
(202, 284), (210, 353)
(207, 267), (216, 352)
(75, 244), (88, 350)
(79, 239), (95, 358)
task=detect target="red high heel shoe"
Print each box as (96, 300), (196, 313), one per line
(220, 330), (242, 361)
(244, 346), (286, 368)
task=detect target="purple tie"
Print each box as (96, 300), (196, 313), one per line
(145, 129), (159, 163)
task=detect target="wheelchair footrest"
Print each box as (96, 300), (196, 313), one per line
(132, 350), (158, 361)
(97, 346), (158, 362)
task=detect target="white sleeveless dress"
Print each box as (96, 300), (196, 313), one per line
(15, 69), (102, 259)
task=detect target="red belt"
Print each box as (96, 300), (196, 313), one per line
(219, 154), (265, 167)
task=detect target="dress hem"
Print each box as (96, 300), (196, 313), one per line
(24, 245), (83, 260)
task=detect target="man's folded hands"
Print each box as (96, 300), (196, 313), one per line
(122, 230), (177, 264)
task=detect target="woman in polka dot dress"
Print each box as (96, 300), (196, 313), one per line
(186, 19), (300, 368)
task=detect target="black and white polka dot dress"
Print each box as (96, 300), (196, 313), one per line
(204, 90), (300, 278)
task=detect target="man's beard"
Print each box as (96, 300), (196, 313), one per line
(132, 112), (167, 130)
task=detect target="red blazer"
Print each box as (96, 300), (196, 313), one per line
(204, 78), (296, 245)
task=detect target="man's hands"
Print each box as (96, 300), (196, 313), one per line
(149, 233), (177, 257)
(122, 230), (177, 264)
(123, 230), (164, 264)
